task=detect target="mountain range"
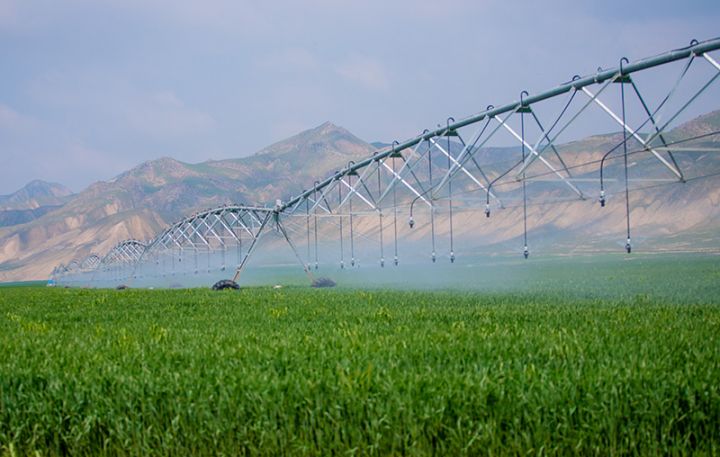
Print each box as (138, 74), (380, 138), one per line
(1, 114), (719, 281)
(0, 122), (375, 280)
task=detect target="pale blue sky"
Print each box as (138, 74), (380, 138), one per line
(0, 0), (718, 194)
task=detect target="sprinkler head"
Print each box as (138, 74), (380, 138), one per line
(394, 256), (398, 266)
(408, 217), (415, 228)
(380, 258), (385, 268)
(450, 251), (455, 263)
(600, 190), (606, 207)
(523, 246), (529, 259)
(485, 204), (491, 218)
(340, 261), (344, 269)
(351, 258), (355, 267)
(314, 262), (319, 270)
(625, 239), (632, 254)
(432, 252), (436, 263)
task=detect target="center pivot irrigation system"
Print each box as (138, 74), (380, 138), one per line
(54, 38), (720, 288)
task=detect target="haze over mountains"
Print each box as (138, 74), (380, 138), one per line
(1, 114), (719, 282)
(0, 123), (375, 280)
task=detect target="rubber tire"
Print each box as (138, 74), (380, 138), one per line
(311, 277), (336, 288)
(212, 279), (240, 291)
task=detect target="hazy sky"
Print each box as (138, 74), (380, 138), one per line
(0, 0), (718, 194)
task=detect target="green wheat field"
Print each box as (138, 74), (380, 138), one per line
(1, 253), (719, 455)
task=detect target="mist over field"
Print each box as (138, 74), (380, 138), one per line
(2, 3), (720, 454)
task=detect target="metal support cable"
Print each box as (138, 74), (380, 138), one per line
(629, 79), (684, 182)
(542, 131), (720, 190)
(516, 88), (580, 177)
(428, 138), (436, 263)
(437, 117), (493, 192)
(306, 199), (311, 262)
(392, 156), (399, 266)
(620, 58), (632, 254)
(529, 110), (573, 177)
(313, 184), (319, 269)
(447, 117), (455, 263)
(377, 162), (385, 267)
(599, 53), (696, 199)
(348, 172), (356, 266)
(521, 92), (529, 259)
(338, 181), (344, 269)
(485, 106), (525, 216)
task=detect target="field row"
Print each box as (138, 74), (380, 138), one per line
(1, 284), (719, 455)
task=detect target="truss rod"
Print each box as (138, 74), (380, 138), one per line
(279, 38), (720, 213)
(581, 86), (683, 180)
(493, 115), (585, 198)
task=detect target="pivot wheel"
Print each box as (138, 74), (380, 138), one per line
(211, 279), (240, 291)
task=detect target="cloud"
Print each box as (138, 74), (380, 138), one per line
(0, 103), (37, 132)
(126, 91), (217, 138)
(28, 71), (216, 140)
(1, 0), (718, 196)
(334, 55), (390, 91)
(37, 141), (128, 183)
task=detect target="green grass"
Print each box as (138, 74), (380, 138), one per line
(1, 256), (720, 455)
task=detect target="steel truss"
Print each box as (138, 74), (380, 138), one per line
(55, 38), (720, 287)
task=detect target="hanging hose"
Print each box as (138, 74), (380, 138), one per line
(313, 182), (319, 270)
(306, 199), (311, 264)
(338, 177), (344, 268)
(392, 155), (399, 266)
(447, 117), (455, 263)
(221, 239), (226, 271)
(377, 160), (385, 267)
(348, 163), (356, 267)
(428, 137), (436, 263)
(237, 229), (242, 271)
(408, 134), (426, 229)
(620, 57), (632, 253)
(520, 92), (529, 259)
(483, 105), (497, 218)
(598, 52), (695, 206)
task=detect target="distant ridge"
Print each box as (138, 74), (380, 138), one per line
(0, 122), (376, 281)
(0, 180), (73, 211)
(1, 112), (719, 281)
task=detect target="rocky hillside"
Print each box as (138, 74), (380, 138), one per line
(0, 180), (74, 228)
(0, 180), (73, 211)
(0, 122), (375, 280)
